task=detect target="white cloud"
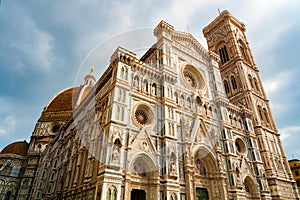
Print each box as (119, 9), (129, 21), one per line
(0, 115), (17, 137)
(263, 71), (293, 95)
(0, 128), (7, 136)
(11, 16), (53, 71)
(279, 126), (300, 158)
(1, 2), (54, 71)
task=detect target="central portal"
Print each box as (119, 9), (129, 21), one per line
(196, 188), (209, 200)
(131, 189), (146, 200)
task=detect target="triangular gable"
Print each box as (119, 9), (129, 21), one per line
(172, 30), (210, 59)
(128, 128), (157, 154)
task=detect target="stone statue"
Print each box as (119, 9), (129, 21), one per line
(170, 160), (177, 175)
(111, 146), (120, 162)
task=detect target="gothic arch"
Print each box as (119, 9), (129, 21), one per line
(244, 176), (259, 198)
(142, 78), (149, 93)
(230, 75), (238, 90)
(216, 42), (230, 65)
(133, 73), (140, 89)
(167, 85), (173, 98)
(151, 82), (157, 95)
(130, 153), (158, 177)
(106, 185), (117, 200)
(120, 65), (128, 80)
(187, 97), (192, 108)
(238, 39), (249, 62)
(174, 92), (179, 104)
(253, 77), (260, 92)
(248, 74), (254, 89)
(192, 146), (218, 174)
(223, 79), (230, 94)
(180, 94), (185, 106)
(262, 107), (270, 124)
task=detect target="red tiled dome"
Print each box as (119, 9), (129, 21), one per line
(44, 87), (79, 112)
(44, 86), (92, 113)
(0, 141), (29, 156)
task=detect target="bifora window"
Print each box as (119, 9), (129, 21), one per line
(218, 45), (230, 64)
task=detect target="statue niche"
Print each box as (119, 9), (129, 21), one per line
(111, 138), (121, 163)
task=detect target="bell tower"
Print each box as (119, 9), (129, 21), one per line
(203, 10), (299, 199)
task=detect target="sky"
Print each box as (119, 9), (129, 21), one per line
(0, 0), (299, 159)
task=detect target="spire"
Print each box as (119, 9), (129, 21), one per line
(83, 66), (96, 86)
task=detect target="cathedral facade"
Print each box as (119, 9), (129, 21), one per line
(0, 10), (299, 200)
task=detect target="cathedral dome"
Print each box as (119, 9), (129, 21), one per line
(0, 141), (29, 156)
(44, 87), (80, 112)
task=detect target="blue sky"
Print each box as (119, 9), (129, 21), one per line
(0, 0), (300, 159)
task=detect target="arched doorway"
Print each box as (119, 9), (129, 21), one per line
(196, 188), (209, 200)
(244, 176), (260, 199)
(193, 146), (225, 200)
(131, 189), (146, 200)
(127, 153), (158, 200)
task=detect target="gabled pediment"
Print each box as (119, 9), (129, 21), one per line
(172, 30), (209, 59)
(128, 128), (157, 154)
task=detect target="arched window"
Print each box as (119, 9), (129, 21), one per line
(224, 80), (230, 94)
(239, 41), (249, 62)
(120, 66), (128, 80)
(180, 95), (185, 106)
(117, 89), (122, 102)
(133, 76), (139, 89)
(151, 83), (157, 95)
(231, 76), (237, 90)
(47, 184), (52, 193)
(50, 172), (55, 181)
(257, 105), (263, 121)
(187, 97), (191, 108)
(143, 79), (148, 92)
(112, 190), (116, 200)
(169, 123), (174, 136)
(196, 96), (201, 105)
(53, 159), (57, 169)
(167, 86), (172, 98)
(116, 106), (124, 121)
(263, 108), (270, 124)
(218, 45), (230, 64)
(248, 74), (254, 89)
(114, 138), (121, 148)
(253, 78), (260, 92)
(107, 189), (111, 200)
(168, 107), (174, 119)
(106, 187), (117, 200)
(10, 165), (21, 177)
(174, 92), (179, 104)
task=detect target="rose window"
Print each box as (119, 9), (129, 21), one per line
(135, 109), (149, 125)
(133, 104), (154, 127)
(182, 64), (205, 91)
(183, 71), (197, 89)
